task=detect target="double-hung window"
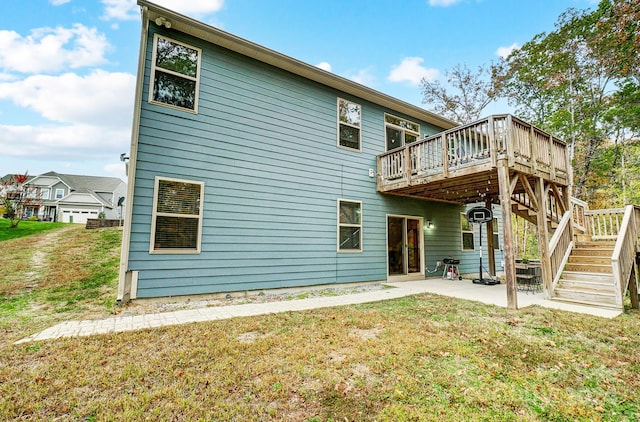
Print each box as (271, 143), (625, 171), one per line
(55, 189), (64, 199)
(149, 34), (202, 112)
(461, 213), (474, 251)
(385, 114), (420, 151)
(338, 199), (362, 252)
(151, 177), (204, 253)
(337, 98), (362, 151)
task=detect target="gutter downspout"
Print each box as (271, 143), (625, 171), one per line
(117, 6), (149, 302)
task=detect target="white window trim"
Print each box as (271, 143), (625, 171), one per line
(55, 188), (64, 199)
(461, 212), (475, 251)
(150, 176), (204, 254)
(149, 34), (202, 114)
(384, 113), (420, 151)
(337, 199), (363, 253)
(337, 98), (362, 152)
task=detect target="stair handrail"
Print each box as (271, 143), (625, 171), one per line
(611, 204), (639, 308)
(548, 210), (574, 295)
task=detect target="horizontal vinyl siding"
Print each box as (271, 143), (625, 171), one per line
(128, 26), (458, 298)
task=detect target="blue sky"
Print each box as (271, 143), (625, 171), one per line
(0, 0), (597, 180)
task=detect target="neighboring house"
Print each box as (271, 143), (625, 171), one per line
(118, 1), (507, 302)
(24, 172), (127, 224)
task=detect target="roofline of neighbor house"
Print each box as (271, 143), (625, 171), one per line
(137, 0), (459, 130)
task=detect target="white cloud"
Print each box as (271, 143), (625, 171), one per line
(428, 0), (462, 6)
(347, 67), (376, 87)
(0, 124), (129, 156)
(387, 57), (439, 86)
(49, 0), (71, 4)
(101, 0), (225, 20)
(0, 70), (135, 127)
(496, 43), (519, 59)
(315, 62), (332, 72)
(0, 70), (135, 162)
(0, 24), (109, 74)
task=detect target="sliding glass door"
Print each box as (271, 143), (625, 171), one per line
(387, 216), (422, 278)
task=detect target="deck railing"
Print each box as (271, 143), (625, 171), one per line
(378, 115), (568, 189)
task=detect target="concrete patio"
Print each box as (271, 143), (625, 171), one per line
(399, 277), (622, 318)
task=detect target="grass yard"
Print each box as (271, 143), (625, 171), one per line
(1, 225), (639, 421)
(0, 218), (65, 241)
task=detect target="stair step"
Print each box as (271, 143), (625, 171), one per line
(564, 263), (612, 273)
(575, 241), (616, 248)
(553, 287), (618, 307)
(560, 271), (614, 283)
(557, 278), (615, 292)
(571, 248), (614, 257)
(550, 295), (622, 310)
(568, 255), (611, 265)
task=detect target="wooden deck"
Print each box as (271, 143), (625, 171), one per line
(376, 115), (569, 204)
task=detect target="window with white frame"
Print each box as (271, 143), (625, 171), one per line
(461, 213), (474, 251)
(149, 34), (202, 112)
(385, 114), (420, 151)
(337, 98), (361, 151)
(338, 199), (362, 252)
(55, 189), (64, 199)
(492, 218), (500, 250)
(151, 177), (204, 253)
(41, 190), (49, 200)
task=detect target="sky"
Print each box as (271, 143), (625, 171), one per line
(0, 0), (599, 181)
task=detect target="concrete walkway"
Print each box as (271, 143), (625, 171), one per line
(15, 278), (622, 344)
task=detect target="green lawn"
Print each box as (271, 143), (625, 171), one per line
(1, 225), (639, 421)
(0, 218), (66, 241)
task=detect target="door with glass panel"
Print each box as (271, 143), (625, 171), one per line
(387, 216), (422, 277)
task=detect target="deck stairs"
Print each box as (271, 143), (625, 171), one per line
(552, 241), (619, 308)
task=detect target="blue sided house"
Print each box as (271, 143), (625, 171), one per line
(118, 1), (640, 312)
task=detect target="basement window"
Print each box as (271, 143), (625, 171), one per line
(149, 34), (201, 112)
(150, 177), (204, 254)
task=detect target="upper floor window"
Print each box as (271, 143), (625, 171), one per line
(385, 114), (420, 151)
(55, 189), (64, 199)
(150, 177), (204, 253)
(338, 199), (362, 252)
(461, 213), (474, 251)
(42, 190), (49, 200)
(149, 35), (202, 112)
(337, 98), (361, 151)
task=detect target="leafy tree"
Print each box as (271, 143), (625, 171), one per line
(1, 173), (42, 228)
(421, 64), (496, 124)
(491, 1), (639, 203)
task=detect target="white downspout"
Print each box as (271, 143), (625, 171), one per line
(117, 6), (149, 302)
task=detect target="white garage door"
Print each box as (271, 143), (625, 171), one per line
(61, 209), (99, 224)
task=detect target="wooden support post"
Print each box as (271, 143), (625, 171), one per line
(497, 163), (517, 310)
(535, 177), (553, 299)
(486, 200), (496, 276)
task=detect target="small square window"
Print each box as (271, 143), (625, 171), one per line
(337, 98), (361, 151)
